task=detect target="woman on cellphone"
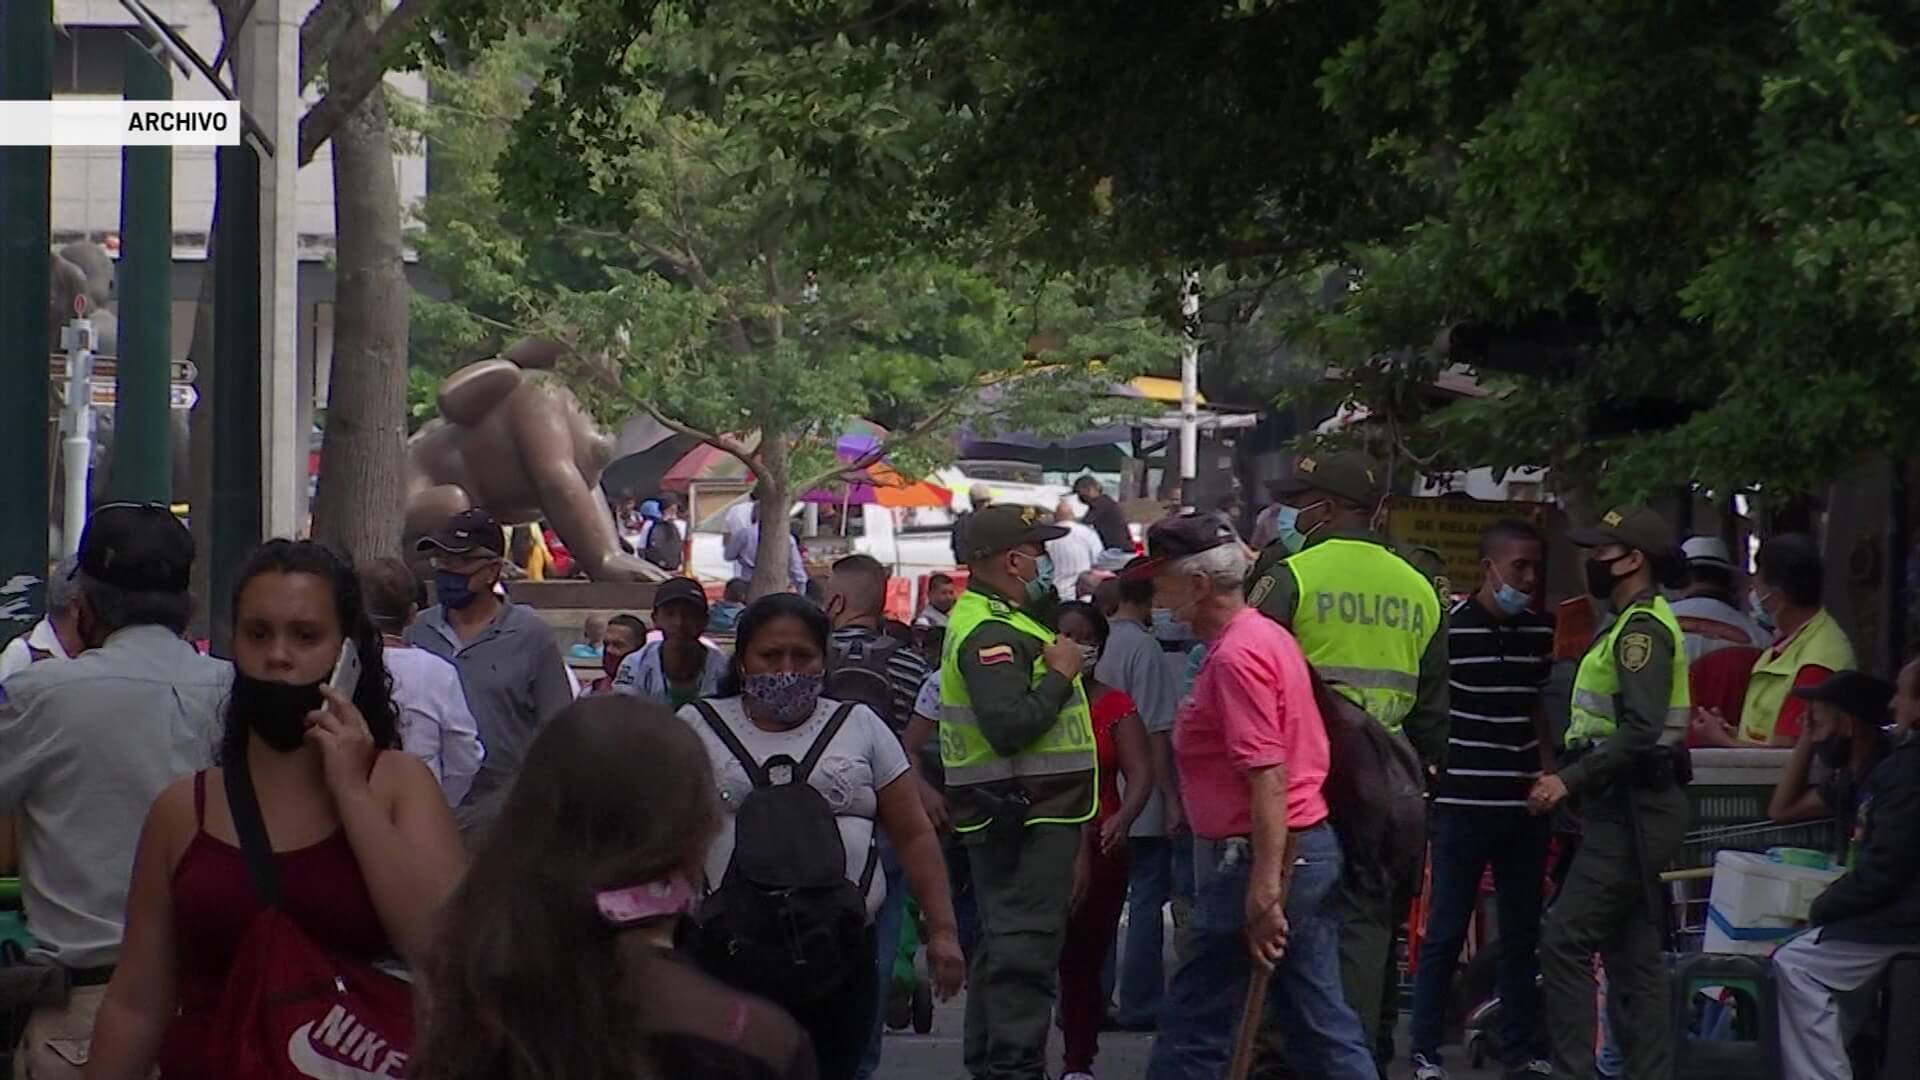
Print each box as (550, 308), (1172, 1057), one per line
(415, 696), (819, 1080)
(86, 540), (464, 1079)
(1053, 601), (1153, 1080)
(680, 594), (965, 1079)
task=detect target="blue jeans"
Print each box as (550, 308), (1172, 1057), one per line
(1146, 824), (1376, 1080)
(1595, 969), (1624, 1078)
(1115, 835), (1173, 1025)
(856, 838), (908, 1080)
(1409, 806), (1550, 1068)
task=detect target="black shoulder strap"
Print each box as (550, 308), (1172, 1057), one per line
(220, 759), (282, 908)
(694, 700), (768, 788)
(857, 840), (879, 894)
(799, 702), (858, 783)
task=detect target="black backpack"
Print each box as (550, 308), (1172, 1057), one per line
(1310, 665), (1428, 900)
(689, 700), (877, 1005)
(827, 633), (904, 729)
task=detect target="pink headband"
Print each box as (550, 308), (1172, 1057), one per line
(596, 876), (697, 926)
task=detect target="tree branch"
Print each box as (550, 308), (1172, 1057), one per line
(639, 404), (762, 477)
(298, 0), (353, 89)
(297, 0), (437, 166)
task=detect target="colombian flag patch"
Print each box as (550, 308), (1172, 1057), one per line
(977, 644), (1016, 666)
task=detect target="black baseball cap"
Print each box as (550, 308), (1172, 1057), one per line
(962, 504), (1067, 562)
(1568, 505), (1677, 558)
(652, 577), (709, 612)
(1121, 513), (1239, 581)
(1273, 451), (1382, 506)
(415, 508), (505, 557)
(74, 502), (193, 592)
(1791, 670), (1893, 724)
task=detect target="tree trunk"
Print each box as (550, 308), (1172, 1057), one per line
(309, 0), (408, 562)
(749, 432), (794, 599)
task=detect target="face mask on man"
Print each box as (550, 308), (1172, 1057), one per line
(1274, 500), (1327, 554)
(1815, 732), (1853, 769)
(1012, 551), (1055, 606)
(435, 567), (490, 610)
(1749, 587), (1779, 634)
(230, 671), (325, 752)
(1488, 566), (1532, 616)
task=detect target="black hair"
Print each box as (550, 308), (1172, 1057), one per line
(831, 552), (889, 581)
(1479, 518), (1543, 559)
(1073, 475), (1100, 492)
(1756, 533), (1824, 608)
(718, 593), (831, 696)
(607, 614), (648, 639)
(1055, 600), (1111, 647)
(76, 572), (191, 637)
(1117, 574), (1156, 608)
(723, 578), (750, 603)
(222, 539), (399, 765)
(928, 572), (954, 589)
(358, 556), (418, 633)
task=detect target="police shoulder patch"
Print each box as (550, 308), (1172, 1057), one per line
(977, 644), (1016, 666)
(1619, 632), (1653, 672)
(1247, 574), (1276, 608)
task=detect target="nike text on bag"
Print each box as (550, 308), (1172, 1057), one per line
(691, 700), (876, 1006)
(207, 762), (415, 1080)
(1311, 664), (1428, 899)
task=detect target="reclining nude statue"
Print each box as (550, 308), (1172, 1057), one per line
(402, 338), (670, 582)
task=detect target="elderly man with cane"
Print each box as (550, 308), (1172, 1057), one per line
(1138, 515), (1376, 1080)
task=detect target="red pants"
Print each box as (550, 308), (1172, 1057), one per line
(1058, 838), (1131, 1074)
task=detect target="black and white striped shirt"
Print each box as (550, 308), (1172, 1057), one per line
(1431, 596), (1555, 810)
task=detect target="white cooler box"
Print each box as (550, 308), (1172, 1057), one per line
(1703, 850), (1844, 955)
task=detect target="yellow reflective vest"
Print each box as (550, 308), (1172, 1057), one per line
(939, 590), (1096, 833)
(1739, 609), (1854, 744)
(1284, 538), (1441, 733)
(1567, 596), (1691, 746)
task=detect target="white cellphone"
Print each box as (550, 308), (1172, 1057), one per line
(327, 640), (361, 698)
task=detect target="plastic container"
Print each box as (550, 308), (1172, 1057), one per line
(1766, 846), (1832, 869)
(1702, 849), (1843, 955)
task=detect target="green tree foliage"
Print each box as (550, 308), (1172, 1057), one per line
(405, 7), (1175, 594)
(928, 0), (1920, 499)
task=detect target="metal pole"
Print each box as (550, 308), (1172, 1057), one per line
(112, 34), (175, 505)
(59, 318), (98, 557)
(0, 0), (53, 640)
(210, 143), (264, 654)
(1179, 269), (1201, 482)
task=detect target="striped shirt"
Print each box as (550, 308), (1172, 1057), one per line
(1432, 596), (1555, 810)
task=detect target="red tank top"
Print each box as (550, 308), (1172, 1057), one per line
(157, 770), (393, 1077)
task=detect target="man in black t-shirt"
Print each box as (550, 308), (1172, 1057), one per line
(1073, 475), (1134, 553)
(1408, 519), (1557, 1080)
(1767, 669), (1892, 860)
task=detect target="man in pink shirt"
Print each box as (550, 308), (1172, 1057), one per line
(1134, 515), (1375, 1080)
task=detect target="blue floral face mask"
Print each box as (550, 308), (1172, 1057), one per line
(743, 671), (824, 728)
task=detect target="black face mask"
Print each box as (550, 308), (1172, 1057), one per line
(1584, 555), (1628, 600)
(1816, 734), (1853, 769)
(230, 671), (324, 753)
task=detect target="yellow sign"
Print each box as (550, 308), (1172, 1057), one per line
(1383, 496), (1547, 595)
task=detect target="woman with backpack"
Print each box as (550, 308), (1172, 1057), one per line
(414, 696), (821, 1080)
(679, 593), (966, 1080)
(86, 539), (465, 1079)
(1052, 601), (1154, 1080)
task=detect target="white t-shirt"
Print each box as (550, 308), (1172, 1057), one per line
(0, 619), (70, 683)
(616, 641), (731, 705)
(1047, 521), (1105, 599)
(677, 696), (910, 919)
(382, 645), (487, 807)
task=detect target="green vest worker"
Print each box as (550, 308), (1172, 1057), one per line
(1531, 505), (1692, 1080)
(940, 504), (1097, 1080)
(1245, 450), (1446, 1064)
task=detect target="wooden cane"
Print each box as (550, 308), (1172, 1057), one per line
(1227, 832), (1302, 1080)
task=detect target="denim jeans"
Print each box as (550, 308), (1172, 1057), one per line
(1146, 824), (1376, 1080)
(1409, 806), (1551, 1068)
(855, 838), (908, 1080)
(1115, 835), (1173, 1025)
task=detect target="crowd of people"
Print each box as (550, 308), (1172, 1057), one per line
(1, 458), (1918, 1080)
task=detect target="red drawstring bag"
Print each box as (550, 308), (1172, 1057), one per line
(206, 760), (415, 1079)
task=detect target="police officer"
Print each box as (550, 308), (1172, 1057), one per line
(940, 504), (1097, 1080)
(1245, 450), (1447, 1068)
(1529, 506), (1691, 1080)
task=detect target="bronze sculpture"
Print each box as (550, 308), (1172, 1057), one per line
(402, 339), (670, 582)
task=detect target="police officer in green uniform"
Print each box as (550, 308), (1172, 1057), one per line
(1528, 506), (1691, 1080)
(1245, 451), (1447, 1068)
(940, 504), (1099, 1080)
